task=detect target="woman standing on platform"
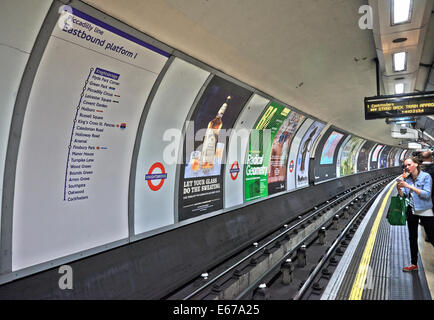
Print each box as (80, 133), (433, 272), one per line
(397, 157), (434, 272)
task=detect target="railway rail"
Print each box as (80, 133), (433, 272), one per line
(166, 174), (395, 300)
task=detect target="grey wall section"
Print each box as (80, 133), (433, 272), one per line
(0, 167), (400, 299)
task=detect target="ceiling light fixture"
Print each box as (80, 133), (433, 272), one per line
(395, 120), (416, 125)
(395, 83), (405, 94)
(391, 0), (412, 25)
(393, 52), (407, 72)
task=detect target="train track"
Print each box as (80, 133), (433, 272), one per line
(166, 174), (395, 300)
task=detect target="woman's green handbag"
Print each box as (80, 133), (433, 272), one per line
(387, 196), (409, 226)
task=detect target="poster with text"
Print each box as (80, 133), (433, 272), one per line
(339, 137), (364, 176)
(178, 76), (251, 221)
(379, 146), (391, 168)
(320, 131), (344, 165)
(400, 149), (408, 161)
(245, 103), (292, 202)
(388, 148), (398, 167)
(12, 8), (169, 270)
(357, 141), (375, 172)
(370, 144), (383, 170)
(394, 149), (402, 166)
(268, 111), (304, 195)
(295, 121), (325, 188)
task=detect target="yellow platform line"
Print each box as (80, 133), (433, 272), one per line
(348, 182), (396, 300)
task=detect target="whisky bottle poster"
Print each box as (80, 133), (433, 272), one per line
(267, 112), (305, 195)
(295, 121), (325, 188)
(178, 76), (251, 221)
(244, 103), (291, 202)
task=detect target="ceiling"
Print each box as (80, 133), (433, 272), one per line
(82, 0), (434, 147)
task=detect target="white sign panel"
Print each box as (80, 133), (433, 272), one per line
(134, 58), (209, 235)
(12, 8), (169, 270)
(0, 0), (52, 253)
(224, 94), (270, 209)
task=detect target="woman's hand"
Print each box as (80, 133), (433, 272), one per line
(397, 180), (409, 189)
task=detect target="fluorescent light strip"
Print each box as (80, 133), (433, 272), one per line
(395, 83), (405, 94)
(393, 52), (407, 72)
(395, 121), (415, 125)
(392, 0), (412, 25)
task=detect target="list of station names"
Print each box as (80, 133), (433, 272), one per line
(64, 67), (123, 202)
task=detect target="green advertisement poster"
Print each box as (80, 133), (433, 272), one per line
(340, 137), (364, 176)
(244, 103), (291, 202)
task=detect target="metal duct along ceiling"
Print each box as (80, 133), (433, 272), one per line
(370, 0), (434, 147)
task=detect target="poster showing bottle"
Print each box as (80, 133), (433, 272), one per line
(357, 141), (375, 172)
(244, 103), (292, 202)
(295, 121), (325, 188)
(339, 137), (364, 176)
(268, 112), (304, 195)
(178, 76), (251, 221)
(12, 8), (169, 270)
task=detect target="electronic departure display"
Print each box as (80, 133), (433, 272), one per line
(364, 91), (434, 120)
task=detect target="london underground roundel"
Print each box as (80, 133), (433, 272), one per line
(289, 160), (295, 173)
(145, 162), (167, 191)
(230, 161), (240, 180)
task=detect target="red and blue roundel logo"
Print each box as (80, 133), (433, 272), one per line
(230, 161), (240, 180)
(289, 160), (295, 173)
(145, 162), (167, 191)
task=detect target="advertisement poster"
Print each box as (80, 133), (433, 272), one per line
(339, 137), (364, 176)
(400, 149), (408, 161)
(12, 8), (169, 270)
(320, 131), (344, 165)
(295, 121), (325, 188)
(388, 148), (398, 167)
(178, 76), (251, 221)
(245, 103), (292, 202)
(268, 112), (304, 195)
(379, 146), (391, 168)
(356, 141), (375, 172)
(395, 149), (403, 166)
(286, 118), (313, 192)
(369, 144), (383, 170)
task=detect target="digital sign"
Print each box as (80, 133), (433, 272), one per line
(365, 91), (434, 120)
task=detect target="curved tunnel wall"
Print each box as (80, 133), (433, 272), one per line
(0, 0), (406, 292)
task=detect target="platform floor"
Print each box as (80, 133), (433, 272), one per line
(322, 181), (433, 300)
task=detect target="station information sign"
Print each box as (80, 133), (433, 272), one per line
(364, 91), (434, 120)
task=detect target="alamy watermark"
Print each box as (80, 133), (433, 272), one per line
(359, 5), (373, 30)
(58, 265), (73, 290)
